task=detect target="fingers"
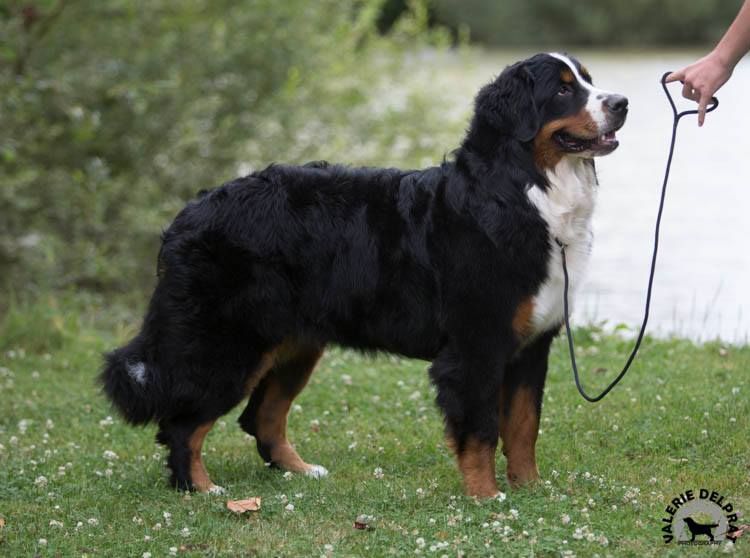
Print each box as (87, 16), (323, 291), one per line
(681, 81), (701, 102)
(697, 93), (711, 127)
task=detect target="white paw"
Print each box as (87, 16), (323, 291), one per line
(305, 465), (328, 479)
(207, 484), (226, 495)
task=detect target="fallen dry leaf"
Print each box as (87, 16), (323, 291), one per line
(728, 524), (749, 540)
(0, 517), (5, 528)
(226, 498), (261, 513)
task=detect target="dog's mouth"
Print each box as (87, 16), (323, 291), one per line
(554, 122), (624, 156)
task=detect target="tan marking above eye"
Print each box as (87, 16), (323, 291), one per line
(560, 69), (574, 84)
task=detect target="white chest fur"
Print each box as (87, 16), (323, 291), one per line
(526, 158), (597, 334)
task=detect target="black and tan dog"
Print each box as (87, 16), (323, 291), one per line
(102, 53), (627, 497)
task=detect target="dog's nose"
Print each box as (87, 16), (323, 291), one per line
(604, 94), (628, 114)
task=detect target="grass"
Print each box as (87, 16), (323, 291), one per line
(0, 295), (748, 557)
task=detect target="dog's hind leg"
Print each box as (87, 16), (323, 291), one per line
(155, 350), (277, 493)
(499, 331), (554, 488)
(156, 417), (224, 493)
(238, 342), (326, 477)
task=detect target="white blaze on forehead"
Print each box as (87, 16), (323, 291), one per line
(548, 52), (613, 129)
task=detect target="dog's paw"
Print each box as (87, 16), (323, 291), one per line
(207, 484), (226, 495)
(305, 465), (328, 479)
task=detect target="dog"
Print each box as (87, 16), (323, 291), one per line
(683, 517), (719, 542)
(101, 52), (627, 497)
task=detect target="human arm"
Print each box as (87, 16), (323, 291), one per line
(666, 0), (750, 125)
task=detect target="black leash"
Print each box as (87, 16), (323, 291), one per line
(559, 72), (719, 402)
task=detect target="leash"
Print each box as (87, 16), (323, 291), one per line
(558, 72), (719, 402)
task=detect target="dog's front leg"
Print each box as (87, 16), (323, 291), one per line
(430, 345), (507, 498)
(499, 330), (555, 487)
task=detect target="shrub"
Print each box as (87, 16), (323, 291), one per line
(0, 0), (452, 298)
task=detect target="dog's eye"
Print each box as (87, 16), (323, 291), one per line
(558, 84), (573, 96)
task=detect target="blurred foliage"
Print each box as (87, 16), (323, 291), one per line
(431, 0), (744, 47)
(0, 0), (453, 300)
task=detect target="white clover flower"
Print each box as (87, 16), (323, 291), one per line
(143, 552), (152, 558)
(416, 537), (426, 548)
(561, 514), (571, 525)
(49, 519), (63, 528)
(373, 467), (384, 479)
(38, 539), (47, 546)
(285, 503), (295, 512)
(169, 548), (178, 556)
(180, 527), (190, 537)
(283, 471), (293, 480)
(102, 450), (118, 461)
(87, 517), (99, 526)
(34, 475), (48, 488)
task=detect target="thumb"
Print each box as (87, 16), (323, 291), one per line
(665, 69), (685, 83)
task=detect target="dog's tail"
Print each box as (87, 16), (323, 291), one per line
(100, 335), (164, 425)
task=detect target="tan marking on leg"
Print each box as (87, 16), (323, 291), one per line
(502, 386), (540, 487)
(512, 298), (535, 339)
(448, 435), (498, 498)
(244, 350), (278, 397)
(256, 346), (322, 473)
(188, 421), (218, 492)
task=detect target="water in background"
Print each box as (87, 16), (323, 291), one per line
(414, 50), (750, 343)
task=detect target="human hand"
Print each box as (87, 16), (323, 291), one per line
(665, 52), (732, 126)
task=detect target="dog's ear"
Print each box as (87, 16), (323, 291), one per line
(475, 62), (539, 142)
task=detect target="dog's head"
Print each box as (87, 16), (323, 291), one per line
(473, 52), (627, 169)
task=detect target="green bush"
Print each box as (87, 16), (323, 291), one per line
(432, 0), (743, 47)
(0, 0), (452, 299)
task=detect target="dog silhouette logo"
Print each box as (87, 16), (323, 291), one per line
(682, 516), (719, 542)
(661, 488), (741, 546)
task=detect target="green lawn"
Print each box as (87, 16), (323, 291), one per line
(1, 297), (748, 557)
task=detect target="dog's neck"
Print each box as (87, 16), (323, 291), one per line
(528, 156), (597, 247)
(456, 121), (547, 188)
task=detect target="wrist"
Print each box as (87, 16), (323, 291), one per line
(711, 44), (741, 70)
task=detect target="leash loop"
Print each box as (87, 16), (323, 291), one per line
(560, 73), (718, 403)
